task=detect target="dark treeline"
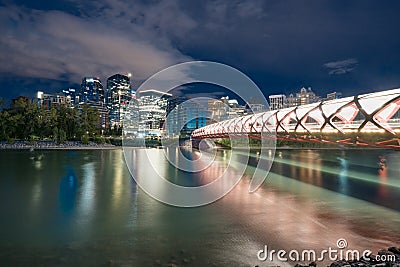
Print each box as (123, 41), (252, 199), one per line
(0, 97), (108, 144)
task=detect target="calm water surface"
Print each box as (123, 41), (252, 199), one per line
(0, 148), (399, 266)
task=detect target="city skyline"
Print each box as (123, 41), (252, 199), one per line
(1, 1), (400, 100)
(0, 69), (339, 104)
(2, 74), (339, 141)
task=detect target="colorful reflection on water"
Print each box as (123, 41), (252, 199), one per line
(0, 148), (399, 266)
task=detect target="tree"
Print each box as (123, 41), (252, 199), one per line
(52, 126), (59, 142)
(58, 129), (67, 143)
(0, 97), (6, 111)
(79, 104), (99, 138)
(0, 110), (10, 140)
(36, 107), (47, 139)
(6, 98), (40, 140)
(59, 107), (79, 140)
(24, 102), (39, 139)
(0, 97), (105, 142)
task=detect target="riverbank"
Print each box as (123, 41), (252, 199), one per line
(0, 141), (119, 150)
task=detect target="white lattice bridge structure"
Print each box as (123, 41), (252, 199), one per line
(192, 88), (400, 149)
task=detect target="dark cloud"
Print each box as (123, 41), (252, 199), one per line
(324, 58), (358, 75)
(0, 1), (192, 86)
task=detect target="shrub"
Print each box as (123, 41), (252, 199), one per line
(58, 129), (67, 144)
(81, 134), (90, 145)
(94, 136), (105, 144)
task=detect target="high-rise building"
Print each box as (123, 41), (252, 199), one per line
(138, 90), (171, 137)
(284, 87), (321, 108)
(269, 94), (286, 110)
(297, 87), (320, 106)
(122, 98), (140, 136)
(207, 96), (245, 124)
(222, 96), (245, 119)
(78, 77), (107, 129)
(207, 98), (229, 123)
(106, 74), (132, 127)
(79, 77), (104, 104)
(37, 91), (71, 109)
(75, 101), (109, 130)
(62, 88), (78, 105)
(326, 91), (343, 100)
(166, 96), (207, 137)
(247, 97), (267, 114)
(285, 93), (298, 108)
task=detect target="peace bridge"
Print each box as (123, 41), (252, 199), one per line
(192, 88), (400, 149)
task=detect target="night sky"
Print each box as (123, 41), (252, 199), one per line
(1, 0), (400, 100)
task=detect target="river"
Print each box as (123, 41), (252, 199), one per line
(0, 148), (399, 266)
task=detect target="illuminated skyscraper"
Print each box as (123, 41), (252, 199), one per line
(79, 77), (104, 104)
(138, 90), (171, 137)
(207, 98), (229, 122)
(78, 77), (107, 129)
(123, 98), (140, 136)
(269, 94), (286, 110)
(207, 96), (245, 124)
(166, 96), (207, 137)
(106, 74), (132, 127)
(37, 91), (71, 109)
(62, 88), (78, 105)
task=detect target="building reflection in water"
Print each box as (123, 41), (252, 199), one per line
(377, 155), (388, 198)
(126, 147), (241, 206)
(337, 156), (348, 195)
(378, 156), (387, 179)
(77, 162), (96, 222)
(121, 147), (400, 264)
(128, 148), (168, 201)
(288, 150), (322, 187)
(111, 151), (124, 210)
(30, 152), (44, 170)
(30, 177), (43, 211)
(386, 153), (400, 184)
(203, 148), (400, 262)
(217, 167), (400, 264)
(2, 149), (400, 266)
(59, 166), (78, 212)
